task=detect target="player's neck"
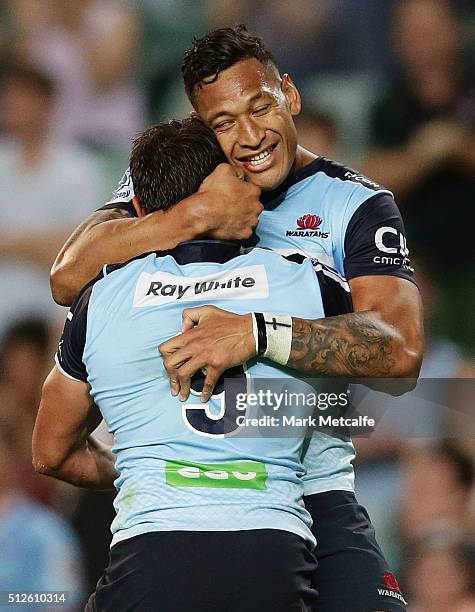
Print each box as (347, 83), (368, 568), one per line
(295, 145), (318, 171)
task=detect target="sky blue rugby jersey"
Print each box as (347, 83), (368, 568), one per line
(56, 241), (352, 547)
(102, 158), (415, 496)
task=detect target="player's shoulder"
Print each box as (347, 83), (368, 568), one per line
(263, 156), (389, 207)
(69, 253), (153, 315)
(102, 251), (156, 278)
(314, 157), (386, 193)
(292, 157), (395, 231)
(277, 156), (392, 215)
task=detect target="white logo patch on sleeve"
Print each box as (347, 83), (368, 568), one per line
(105, 168), (135, 204)
(133, 265), (269, 307)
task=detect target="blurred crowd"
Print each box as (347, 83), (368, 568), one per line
(0, 1), (473, 610)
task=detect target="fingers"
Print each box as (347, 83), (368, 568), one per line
(174, 357), (207, 402)
(177, 369), (191, 402)
(181, 307), (202, 332)
(181, 306), (215, 331)
(159, 334), (185, 356)
(160, 335), (190, 397)
(175, 361), (221, 403)
(162, 351), (189, 397)
(201, 368), (221, 403)
(160, 306), (226, 401)
(182, 313), (195, 333)
(168, 376), (180, 398)
(162, 349), (221, 403)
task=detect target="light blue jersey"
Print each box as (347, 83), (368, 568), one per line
(104, 159), (415, 497)
(56, 242), (351, 547)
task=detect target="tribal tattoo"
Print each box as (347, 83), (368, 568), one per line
(289, 313), (395, 377)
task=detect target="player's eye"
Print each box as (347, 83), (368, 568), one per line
(214, 120), (233, 132)
(253, 104), (271, 116)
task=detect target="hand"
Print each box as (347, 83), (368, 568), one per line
(197, 164), (263, 240)
(159, 306), (257, 402)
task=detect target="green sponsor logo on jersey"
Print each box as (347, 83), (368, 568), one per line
(165, 459), (268, 490)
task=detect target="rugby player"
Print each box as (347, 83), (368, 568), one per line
(33, 117), (360, 610)
(49, 26), (422, 612)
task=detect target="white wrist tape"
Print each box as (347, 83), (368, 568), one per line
(263, 313), (293, 366)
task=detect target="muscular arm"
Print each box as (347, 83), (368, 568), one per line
(290, 276), (423, 379)
(50, 202), (205, 306)
(159, 277), (423, 401)
(32, 367), (118, 490)
(51, 164), (262, 306)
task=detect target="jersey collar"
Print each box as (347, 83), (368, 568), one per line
(260, 156), (323, 205)
(166, 240), (244, 264)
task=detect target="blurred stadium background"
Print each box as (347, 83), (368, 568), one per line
(0, 1), (473, 610)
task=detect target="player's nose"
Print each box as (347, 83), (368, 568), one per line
(237, 117), (265, 150)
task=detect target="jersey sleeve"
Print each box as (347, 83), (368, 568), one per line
(343, 193), (415, 283)
(55, 285), (93, 382)
(313, 262), (353, 316)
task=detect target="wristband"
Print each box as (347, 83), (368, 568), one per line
(252, 312), (293, 365)
(252, 312), (267, 355)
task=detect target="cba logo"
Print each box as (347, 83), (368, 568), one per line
(374, 227), (411, 268)
(287, 214), (329, 238)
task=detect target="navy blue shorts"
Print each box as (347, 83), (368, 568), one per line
(305, 490), (407, 612)
(85, 529), (318, 612)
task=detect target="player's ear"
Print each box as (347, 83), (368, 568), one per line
(189, 110), (199, 118)
(132, 196), (145, 217)
(281, 74), (301, 117)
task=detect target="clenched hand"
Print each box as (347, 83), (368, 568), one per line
(197, 164), (263, 240)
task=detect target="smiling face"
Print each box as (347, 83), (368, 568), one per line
(193, 58), (302, 191)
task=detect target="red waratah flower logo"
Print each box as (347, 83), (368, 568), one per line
(383, 572), (401, 592)
(296, 214), (322, 230)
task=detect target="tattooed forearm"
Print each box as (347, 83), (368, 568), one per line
(289, 312), (396, 377)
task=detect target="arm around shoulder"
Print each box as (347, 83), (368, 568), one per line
(51, 163), (263, 306)
(50, 198), (208, 307)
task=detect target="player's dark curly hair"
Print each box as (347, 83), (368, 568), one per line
(182, 24), (277, 103)
(130, 117), (226, 214)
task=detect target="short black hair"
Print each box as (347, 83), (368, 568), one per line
(130, 117), (227, 214)
(182, 24), (277, 103)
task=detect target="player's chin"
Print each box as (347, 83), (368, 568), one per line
(245, 167), (286, 191)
